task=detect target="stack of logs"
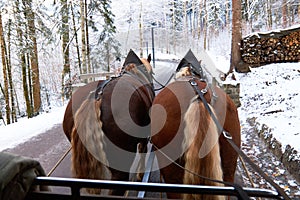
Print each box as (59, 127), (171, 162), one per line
(241, 26), (300, 66)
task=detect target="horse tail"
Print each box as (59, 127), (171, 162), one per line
(182, 100), (225, 200)
(71, 96), (110, 194)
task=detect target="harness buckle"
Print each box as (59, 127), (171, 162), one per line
(190, 80), (197, 86)
(201, 88), (207, 94)
(222, 131), (233, 140)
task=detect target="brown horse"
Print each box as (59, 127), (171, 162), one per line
(151, 50), (240, 199)
(67, 50), (154, 195)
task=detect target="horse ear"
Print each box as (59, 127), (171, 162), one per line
(123, 49), (143, 66)
(147, 54), (151, 63)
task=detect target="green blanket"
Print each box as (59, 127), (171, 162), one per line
(0, 152), (48, 200)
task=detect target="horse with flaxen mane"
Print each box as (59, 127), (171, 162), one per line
(150, 50), (241, 200)
(64, 50), (154, 195)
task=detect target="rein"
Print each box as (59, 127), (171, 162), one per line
(151, 73), (175, 92)
(188, 78), (291, 200)
(47, 146), (72, 177)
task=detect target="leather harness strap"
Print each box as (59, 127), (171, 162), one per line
(189, 78), (290, 200)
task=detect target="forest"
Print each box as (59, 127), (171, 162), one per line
(0, 0), (299, 125)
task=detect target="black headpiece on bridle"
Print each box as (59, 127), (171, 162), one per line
(176, 49), (204, 78)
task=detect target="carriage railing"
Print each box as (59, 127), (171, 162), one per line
(25, 145), (284, 200)
(23, 143), (287, 200)
(26, 176), (282, 200)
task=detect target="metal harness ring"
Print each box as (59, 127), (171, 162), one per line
(222, 131), (233, 140)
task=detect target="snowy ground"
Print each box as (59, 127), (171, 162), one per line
(0, 106), (66, 151)
(210, 51), (300, 157)
(237, 63), (300, 155)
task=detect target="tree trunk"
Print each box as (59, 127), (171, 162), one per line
(203, 0), (207, 50)
(7, 18), (17, 123)
(197, 0), (203, 39)
(139, 1), (143, 58)
(84, 0), (92, 79)
(230, 0), (250, 73)
(24, 0), (41, 115)
(298, 2), (300, 21)
(0, 13), (11, 124)
(282, 0), (287, 28)
(226, 1), (230, 29)
(0, 83), (5, 125)
(15, 0), (33, 118)
(61, 0), (71, 100)
(26, 53), (34, 115)
(266, 0), (273, 30)
(183, 0), (188, 45)
(71, 1), (82, 74)
(191, 0), (196, 37)
(172, 0), (176, 54)
(80, 0), (87, 76)
(163, 0), (169, 53)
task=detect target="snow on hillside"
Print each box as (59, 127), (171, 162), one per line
(237, 62), (300, 154)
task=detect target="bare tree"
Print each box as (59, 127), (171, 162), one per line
(230, 0), (250, 74)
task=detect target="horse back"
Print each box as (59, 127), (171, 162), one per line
(99, 75), (154, 152)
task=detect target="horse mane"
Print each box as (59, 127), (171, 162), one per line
(182, 100), (224, 200)
(123, 55), (152, 73)
(175, 66), (192, 79)
(122, 55), (153, 84)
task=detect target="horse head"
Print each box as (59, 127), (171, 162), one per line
(175, 49), (204, 80)
(122, 49), (153, 84)
(175, 64), (193, 79)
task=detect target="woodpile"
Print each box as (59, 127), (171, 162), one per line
(241, 26), (300, 66)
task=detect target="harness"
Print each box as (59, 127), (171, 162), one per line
(149, 77), (290, 199)
(188, 78), (290, 200)
(94, 78), (113, 100)
(93, 64), (154, 105)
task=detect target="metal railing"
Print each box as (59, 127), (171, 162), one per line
(26, 176), (282, 200)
